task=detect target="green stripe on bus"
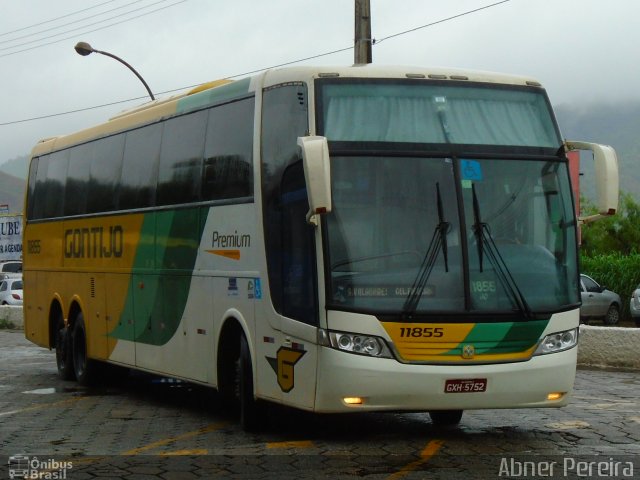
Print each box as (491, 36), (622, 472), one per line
(443, 319), (549, 356)
(110, 207), (206, 345)
(177, 78), (252, 113)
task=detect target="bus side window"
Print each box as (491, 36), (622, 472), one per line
(203, 97), (254, 201)
(118, 124), (162, 210)
(88, 134), (125, 213)
(157, 110), (207, 206)
(27, 156), (44, 220)
(43, 150), (70, 219)
(280, 161), (318, 325)
(65, 143), (91, 217)
(261, 83), (317, 324)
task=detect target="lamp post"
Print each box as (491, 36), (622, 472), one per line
(74, 41), (155, 101)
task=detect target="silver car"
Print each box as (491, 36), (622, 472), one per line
(629, 284), (640, 328)
(580, 274), (621, 325)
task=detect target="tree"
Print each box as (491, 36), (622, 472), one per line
(580, 192), (640, 255)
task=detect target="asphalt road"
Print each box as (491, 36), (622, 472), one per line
(1, 329), (638, 479)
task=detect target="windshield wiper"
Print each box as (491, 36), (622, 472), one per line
(402, 183), (450, 318)
(471, 184), (533, 320)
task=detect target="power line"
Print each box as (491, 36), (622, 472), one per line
(0, 0), (149, 47)
(0, 43), (358, 127)
(0, 0), (511, 127)
(375, 0), (511, 45)
(0, 0), (117, 38)
(0, 0), (187, 58)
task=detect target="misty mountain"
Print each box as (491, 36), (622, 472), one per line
(554, 101), (640, 199)
(0, 169), (25, 213)
(1, 154), (29, 180)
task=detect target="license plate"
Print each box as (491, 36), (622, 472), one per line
(444, 378), (487, 393)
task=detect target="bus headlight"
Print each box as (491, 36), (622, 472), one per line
(319, 330), (393, 358)
(534, 328), (578, 355)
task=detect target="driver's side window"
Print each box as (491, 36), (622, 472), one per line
(582, 276), (598, 293)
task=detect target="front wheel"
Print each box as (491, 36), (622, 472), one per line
(238, 334), (265, 431)
(429, 410), (463, 426)
(603, 304), (620, 325)
(72, 313), (97, 385)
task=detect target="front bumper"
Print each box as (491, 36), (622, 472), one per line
(314, 345), (577, 413)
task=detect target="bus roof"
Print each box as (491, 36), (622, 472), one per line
(30, 64), (544, 157)
(261, 64), (542, 89)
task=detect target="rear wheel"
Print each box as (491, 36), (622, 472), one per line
(603, 304), (620, 325)
(429, 410), (463, 426)
(54, 313), (74, 381)
(71, 312), (97, 385)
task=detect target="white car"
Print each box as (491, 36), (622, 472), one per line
(0, 260), (21, 280)
(0, 277), (23, 305)
(629, 284), (640, 328)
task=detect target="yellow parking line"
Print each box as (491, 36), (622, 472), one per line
(388, 439), (444, 480)
(160, 449), (209, 456)
(267, 440), (314, 449)
(121, 422), (226, 455)
(121, 422), (227, 455)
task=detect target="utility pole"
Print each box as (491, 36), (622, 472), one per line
(354, 0), (372, 64)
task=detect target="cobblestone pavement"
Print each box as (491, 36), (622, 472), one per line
(1, 330), (638, 479)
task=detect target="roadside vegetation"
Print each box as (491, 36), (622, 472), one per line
(580, 192), (640, 323)
(0, 317), (16, 329)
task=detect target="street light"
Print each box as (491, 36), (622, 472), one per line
(74, 41), (155, 101)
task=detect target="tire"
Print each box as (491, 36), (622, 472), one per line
(603, 304), (620, 325)
(238, 334), (265, 431)
(71, 312), (97, 386)
(54, 314), (75, 381)
(429, 410), (463, 426)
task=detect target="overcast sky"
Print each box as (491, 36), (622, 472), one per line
(0, 0), (637, 161)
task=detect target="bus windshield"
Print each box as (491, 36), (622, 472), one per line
(319, 80), (578, 316)
(318, 79), (560, 147)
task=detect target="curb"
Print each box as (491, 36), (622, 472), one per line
(0, 305), (23, 330)
(3, 307), (638, 370)
(577, 324), (640, 370)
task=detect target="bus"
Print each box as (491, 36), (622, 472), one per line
(23, 65), (618, 430)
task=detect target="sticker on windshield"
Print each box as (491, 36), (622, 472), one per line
(461, 159), (483, 181)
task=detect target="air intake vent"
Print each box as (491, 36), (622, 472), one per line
(90, 277), (96, 298)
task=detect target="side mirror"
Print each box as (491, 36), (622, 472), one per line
(297, 136), (332, 225)
(565, 141), (619, 224)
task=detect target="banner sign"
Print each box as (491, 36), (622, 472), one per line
(0, 215), (22, 261)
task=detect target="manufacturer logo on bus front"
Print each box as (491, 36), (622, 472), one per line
(462, 344), (475, 359)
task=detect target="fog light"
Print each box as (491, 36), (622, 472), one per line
(343, 397), (364, 405)
(547, 392), (565, 401)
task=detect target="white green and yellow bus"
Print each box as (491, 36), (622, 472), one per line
(23, 65), (618, 430)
